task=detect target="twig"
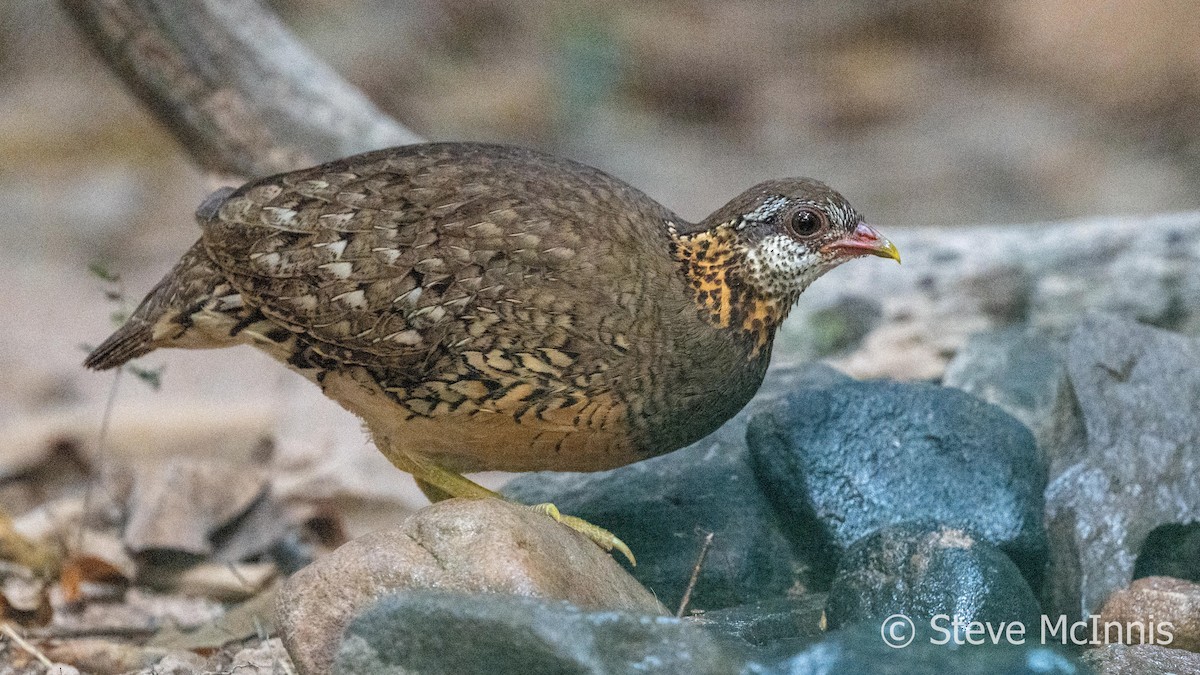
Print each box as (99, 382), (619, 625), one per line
(675, 531), (714, 618)
(1, 622), (53, 667)
(225, 561), (251, 590)
(76, 368), (123, 553)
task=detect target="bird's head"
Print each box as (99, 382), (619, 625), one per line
(712, 178), (899, 296)
(670, 178), (899, 353)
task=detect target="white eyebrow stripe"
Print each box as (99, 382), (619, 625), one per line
(744, 196), (791, 224)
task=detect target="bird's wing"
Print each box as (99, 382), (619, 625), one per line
(199, 144), (667, 371)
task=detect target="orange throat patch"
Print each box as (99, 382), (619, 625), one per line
(667, 221), (791, 355)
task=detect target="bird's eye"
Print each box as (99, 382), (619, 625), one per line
(788, 208), (826, 237)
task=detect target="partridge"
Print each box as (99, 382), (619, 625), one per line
(86, 143), (899, 563)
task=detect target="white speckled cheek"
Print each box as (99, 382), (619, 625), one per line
(747, 234), (822, 295)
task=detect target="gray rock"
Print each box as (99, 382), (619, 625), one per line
(1044, 315), (1200, 618)
(1082, 644), (1200, 675)
(776, 212), (1200, 382)
(962, 264), (1035, 325)
(688, 595), (826, 649)
(332, 591), (739, 675)
(503, 364), (848, 612)
(754, 623), (1083, 674)
(276, 499), (666, 675)
(746, 379), (1047, 587)
(942, 326), (1068, 452)
(825, 522), (1041, 634)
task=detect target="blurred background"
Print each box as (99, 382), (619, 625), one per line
(1, 0), (1198, 520)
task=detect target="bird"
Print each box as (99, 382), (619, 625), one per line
(85, 142), (899, 564)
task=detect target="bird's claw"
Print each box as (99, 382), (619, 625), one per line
(531, 502), (636, 566)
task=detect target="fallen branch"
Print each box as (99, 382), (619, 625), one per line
(60, 0), (423, 179)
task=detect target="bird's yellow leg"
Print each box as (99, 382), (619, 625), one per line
(413, 478), (456, 504)
(529, 503), (636, 566)
(404, 458), (635, 565)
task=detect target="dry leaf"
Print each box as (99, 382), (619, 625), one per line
(59, 555), (130, 605)
(149, 585), (277, 652)
(0, 511), (62, 578)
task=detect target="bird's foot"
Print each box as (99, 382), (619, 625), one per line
(530, 503), (635, 566)
(398, 457), (635, 565)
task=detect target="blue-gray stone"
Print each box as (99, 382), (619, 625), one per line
(332, 591), (738, 675)
(825, 522), (1042, 633)
(746, 380), (1046, 587)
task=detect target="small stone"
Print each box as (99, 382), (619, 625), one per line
(1044, 315), (1200, 618)
(1098, 577), (1200, 653)
(825, 522), (1041, 634)
(803, 295), (883, 357)
(504, 363), (846, 613)
(1, 563), (46, 613)
(1135, 523), (1200, 583)
(1082, 643), (1200, 675)
(941, 326), (1068, 452)
(276, 498), (665, 675)
(746, 379), (1047, 587)
(333, 591), (739, 675)
(130, 654), (205, 675)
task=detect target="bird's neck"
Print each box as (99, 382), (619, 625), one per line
(665, 220), (797, 357)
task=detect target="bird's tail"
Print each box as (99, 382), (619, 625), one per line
(84, 240), (225, 370)
(84, 323), (155, 371)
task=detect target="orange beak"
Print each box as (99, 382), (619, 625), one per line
(822, 223), (901, 263)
